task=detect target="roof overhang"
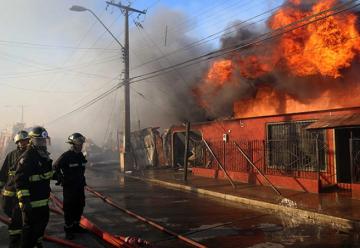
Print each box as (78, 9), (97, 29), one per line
(306, 113), (360, 130)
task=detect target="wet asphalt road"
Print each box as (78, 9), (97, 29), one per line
(0, 162), (358, 248)
(78, 163), (359, 248)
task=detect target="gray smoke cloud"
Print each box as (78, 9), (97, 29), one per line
(127, 6), (212, 127)
(49, 5), (215, 153)
(193, 22), (264, 118)
(194, 0), (360, 118)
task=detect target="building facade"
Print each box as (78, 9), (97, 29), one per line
(171, 107), (360, 199)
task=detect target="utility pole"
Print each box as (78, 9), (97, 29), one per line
(4, 105), (26, 124)
(183, 122), (190, 181)
(106, 2), (146, 172)
(21, 105), (24, 123)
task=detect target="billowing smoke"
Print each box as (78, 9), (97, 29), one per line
(128, 6), (211, 127)
(193, 0), (360, 118)
(48, 5), (214, 154)
(193, 22), (264, 117)
(5, 0), (360, 156)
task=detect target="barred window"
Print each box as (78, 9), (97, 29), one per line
(267, 121), (326, 171)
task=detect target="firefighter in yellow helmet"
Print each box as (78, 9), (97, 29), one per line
(0, 131), (29, 247)
(53, 133), (87, 240)
(14, 126), (53, 248)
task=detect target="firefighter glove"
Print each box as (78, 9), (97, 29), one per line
(19, 197), (32, 223)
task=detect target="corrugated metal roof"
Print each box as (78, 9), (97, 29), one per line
(306, 113), (360, 129)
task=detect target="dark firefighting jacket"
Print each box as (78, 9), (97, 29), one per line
(53, 150), (87, 188)
(0, 148), (26, 198)
(14, 146), (53, 209)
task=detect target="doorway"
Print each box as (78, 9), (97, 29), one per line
(335, 128), (360, 183)
(172, 130), (203, 168)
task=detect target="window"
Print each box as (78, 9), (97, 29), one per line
(267, 121), (326, 171)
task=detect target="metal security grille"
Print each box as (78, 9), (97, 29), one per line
(267, 121), (326, 172)
(350, 138), (360, 183)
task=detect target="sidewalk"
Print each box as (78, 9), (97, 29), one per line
(125, 168), (360, 232)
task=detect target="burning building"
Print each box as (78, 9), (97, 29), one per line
(171, 0), (360, 198)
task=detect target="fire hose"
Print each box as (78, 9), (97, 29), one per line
(0, 214), (86, 248)
(50, 193), (136, 248)
(85, 186), (208, 248)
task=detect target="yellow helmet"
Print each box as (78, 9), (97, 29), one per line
(67, 133), (86, 145)
(14, 130), (29, 144)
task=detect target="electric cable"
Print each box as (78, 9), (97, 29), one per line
(128, 0), (360, 84)
(46, 0), (360, 124)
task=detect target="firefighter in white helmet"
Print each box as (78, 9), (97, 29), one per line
(0, 131), (29, 247)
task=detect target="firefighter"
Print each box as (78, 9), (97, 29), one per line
(15, 126), (53, 248)
(53, 133), (87, 240)
(0, 131), (29, 247)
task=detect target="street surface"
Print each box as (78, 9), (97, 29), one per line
(0, 162), (358, 247)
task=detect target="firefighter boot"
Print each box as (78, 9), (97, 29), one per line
(9, 234), (21, 248)
(64, 225), (75, 240)
(35, 241), (43, 248)
(72, 222), (87, 233)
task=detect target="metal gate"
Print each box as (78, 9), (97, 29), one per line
(350, 138), (360, 183)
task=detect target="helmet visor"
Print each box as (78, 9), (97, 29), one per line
(31, 137), (51, 147)
(68, 136), (85, 145)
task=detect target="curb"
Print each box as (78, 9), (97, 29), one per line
(125, 174), (360, 232)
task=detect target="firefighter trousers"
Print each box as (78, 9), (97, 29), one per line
(2, 196), (22, 248)
(63, 186), (85, 227)
(20, 206), (49, 248)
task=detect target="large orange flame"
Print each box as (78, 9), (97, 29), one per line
(192, 59), (233, 109)
(206, 59), (233, 86)
(269, 0), (360, 78)
(194, 0), (360, 118)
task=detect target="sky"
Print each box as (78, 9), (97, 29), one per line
(0, 0), (284, 146)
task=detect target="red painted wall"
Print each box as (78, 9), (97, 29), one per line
(352, 184), (360, 199)
(192, 168), (319, 193)
(174, 107), (360, 193)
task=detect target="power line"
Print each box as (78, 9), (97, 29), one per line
(128, 0), (360, 83)
(169, 0), (262, 38)
(130, 85), (179, 120)
(0, 82), (98, 94)
(165, 0), (254, 35)
(71, 74), (122, 107)
(0, 39), (121, 51)
(56, 0), (160, 111)
(102, 89), (119, 146)
(45, 7), (123, 92)
(46, 0), (360, 124)
(0, 52), (120, 78)
(129, 0), (268, 65)
(135, 24), (191, 88)
(46, 79), (124, 125)
(133, 25), (230, 133)
(129, 4), (281, 73)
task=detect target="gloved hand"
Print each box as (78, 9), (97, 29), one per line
(20, 197), (32, 224)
